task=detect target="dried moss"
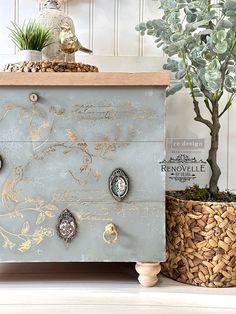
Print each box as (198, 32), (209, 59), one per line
(167, 184), (236, 202)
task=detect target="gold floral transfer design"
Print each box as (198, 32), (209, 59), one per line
(0, 178), (58, 253)
(0, 99), (135, 253)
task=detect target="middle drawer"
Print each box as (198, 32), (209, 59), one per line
(0, 141), (165, 204)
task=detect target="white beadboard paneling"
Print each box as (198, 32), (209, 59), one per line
(0, 0), (15, 55)
(118, 0), (139, 56)
(18, 0), (38, 22)
(217, 93), (230, 191)
(166, 92), (229, 191)
(74, 56), (164, 71)
(93, 0), (115, 55)
(89, 0), (95, 51)
(0, 54), (17, 68)
(61, 1), (67, 14)
(228, 99), (236, 194)
(69, 0), (91, 56)
(143, 0), (163, 56)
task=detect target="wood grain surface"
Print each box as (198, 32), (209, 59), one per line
(0, 72), (170, 86)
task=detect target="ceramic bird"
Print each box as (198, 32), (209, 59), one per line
(59, 22), (92, 61)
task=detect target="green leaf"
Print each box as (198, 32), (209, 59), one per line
(152, 19), (165, 28)
(224, 75), (236, 92)
(163, 58), (179, 72)
(170, 33), (183, 42)
(166, 82), (183, 97)
(178, 4), (186, 9)
(136, 22), (146, 31)
(186, 14), (197, 23)
(157, 42), (164, 48)
(225, 10), (236, 17)
(224, 0), (236, 11)
(207, 59), (221, 71)
(146, 20), (153, 29)
(8, 20), (52, 51)
(204, 59), (222, 92)
(147, 29), (155, 35)
(193, 90), (203, 98)
(225, 75), (233, 86)
(137, 0), (236, 105)
(214, 41), (228, 54)
(176, 69), (186, 79)
(163, 44), (179, 57)
(216, 19), (233, 29)
(216, 30), (227, 42)
(154, 37), (162, 43)
(229, 17), (236, 26)
(186, 20), (210, 33)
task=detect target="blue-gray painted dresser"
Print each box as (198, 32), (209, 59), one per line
(0, 72), (169, 286)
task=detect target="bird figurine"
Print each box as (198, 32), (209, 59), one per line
(59, 22), (92, 61)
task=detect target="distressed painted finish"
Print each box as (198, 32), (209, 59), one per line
(0, 86), (165, 142)
(0, 141), (165, 203)
(0, 75), (166, 262)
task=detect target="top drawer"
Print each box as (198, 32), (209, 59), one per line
(0, 86), (165, 142)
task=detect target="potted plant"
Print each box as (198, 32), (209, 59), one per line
(9, 20), (52, 62)
(136, 0), (236, 287)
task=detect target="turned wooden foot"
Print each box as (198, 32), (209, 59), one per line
(135, 262), (161, 287)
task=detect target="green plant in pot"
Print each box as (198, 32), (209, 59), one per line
(136, 0), (236, 287)
(9, 20), (52, 62)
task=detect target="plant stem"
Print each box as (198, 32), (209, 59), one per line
(208, 0), (211, 11)
(180, 49), (213, 130)
(207, 101), (221, 196)
(181, 48), (221, 196)
(204, 98), (213, 114)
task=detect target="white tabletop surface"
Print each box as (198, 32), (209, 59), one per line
(0, 263), (235, 314)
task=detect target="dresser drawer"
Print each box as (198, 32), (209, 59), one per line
(0, 86), (165, 142)
(0, 201), (165, 262)
(0, 141), (165, 203)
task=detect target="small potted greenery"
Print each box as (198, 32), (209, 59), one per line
(9, 20), (52, 61)
(136, 0), (236, 287)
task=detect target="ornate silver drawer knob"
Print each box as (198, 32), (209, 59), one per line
(56, 209), (77, 244)
(103, 223), (118, 244)
(109, 168), (129, 201)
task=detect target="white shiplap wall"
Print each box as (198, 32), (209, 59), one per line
(0, 0), (235, 192)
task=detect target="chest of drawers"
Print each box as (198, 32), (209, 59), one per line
(0, 72), (169, 286)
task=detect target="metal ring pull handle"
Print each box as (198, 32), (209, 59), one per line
(103, 223), (118, 244)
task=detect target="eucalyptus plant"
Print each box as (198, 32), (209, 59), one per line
(136, 0), (236, 197)
(9, 21), (52, 51)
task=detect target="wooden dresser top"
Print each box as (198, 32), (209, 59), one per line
(0, 72), (170, 86)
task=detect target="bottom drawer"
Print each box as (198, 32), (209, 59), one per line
(0, 202), (165, 262)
